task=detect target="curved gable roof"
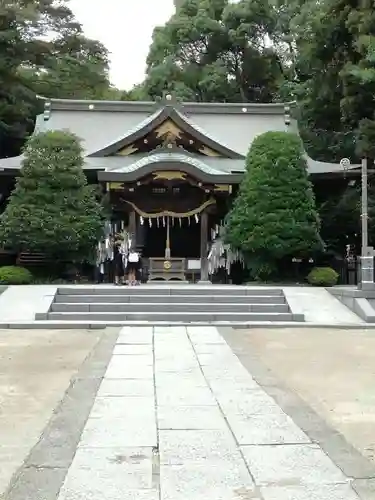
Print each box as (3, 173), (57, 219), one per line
(108, 151), (225, 175)
(89, 105), (244, 159)
(97, 151), (243, 184)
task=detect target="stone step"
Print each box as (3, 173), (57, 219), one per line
(54, 294), (286, 304)
(57, 287), (284, 296)
(51, 302), (290, 313)
(47, 311), (302, 322)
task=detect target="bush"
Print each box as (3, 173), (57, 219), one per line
(0, 131), (105, 264)
(307, 267), (338, 287)
(225, 131), (322, 278)
(0, 266), (33, 285)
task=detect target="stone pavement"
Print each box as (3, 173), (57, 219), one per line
(283, 287), (364, 324)
(50, 326), (360, 500)
(222, 326), (375, 467)
(0, 285), (57, 323)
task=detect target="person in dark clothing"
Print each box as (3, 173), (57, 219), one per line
(113, 242), (125, 285)
(135, 251), (143, 284)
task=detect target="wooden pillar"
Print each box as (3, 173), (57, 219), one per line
(200, 210), (209, 282)
(129, 210), (137, 248)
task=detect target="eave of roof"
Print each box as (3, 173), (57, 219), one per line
(0, 152), (363, 177)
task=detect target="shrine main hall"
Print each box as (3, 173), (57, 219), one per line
(0, 95), (358, 282)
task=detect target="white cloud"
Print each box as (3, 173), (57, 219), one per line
(69, 0), (175, 90)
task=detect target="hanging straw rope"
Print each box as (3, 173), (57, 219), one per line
(120, 198), (215, 218)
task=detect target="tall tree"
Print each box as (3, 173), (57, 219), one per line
(143, 0), (288, 102)
(21, 35), (112, 100)
(293, 0), (375, 161)
(0, 0), (114, 158)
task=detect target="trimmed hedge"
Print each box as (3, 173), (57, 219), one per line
(0, 266), (33, 285)
(307, 267), (339, 287)
(225, 131), (322, 279)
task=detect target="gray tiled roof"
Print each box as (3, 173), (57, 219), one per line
(101, 107), (163, 149)
(0, 98), (362, 175)
(88, 105), (243, 159)
(174, 109), (240, 158)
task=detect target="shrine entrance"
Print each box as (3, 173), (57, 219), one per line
(133, 198), (211, 281)
(100, 165), (235, 282)
(143, 217), (201, 258)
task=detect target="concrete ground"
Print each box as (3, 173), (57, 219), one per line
(0, 328), (115, 498)
(222, 327), (375, 463)
(222, 327), (375, 499)
(1, 325), (375, 500)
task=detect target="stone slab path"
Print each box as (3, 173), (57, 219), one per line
(54, 326), (359, 500)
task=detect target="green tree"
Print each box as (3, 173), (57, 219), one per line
(318, 176), (375, 253)
(0, 131), (104, 265)
(0, 1), (116, 158)
(292, 0), (375, 161)
(318, 186), (360, 255)
(142, 0), (288, 102)
(225, 131), (322, 278)
(21, 35), (112, 100)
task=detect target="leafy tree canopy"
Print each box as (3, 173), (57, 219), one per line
(225, 131), (322, 277)
(293, 0), (375, 161)
(0, 131), (105, 264)
(141, 0), (291, 102)
(0, 0), (116, 158)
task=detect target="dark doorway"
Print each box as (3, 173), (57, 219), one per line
(143, 224), (167, 257)
(143, 218), (200, 258)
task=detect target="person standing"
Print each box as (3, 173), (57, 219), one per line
(126, 247), (140, 286)
(113, 240), (125, 285)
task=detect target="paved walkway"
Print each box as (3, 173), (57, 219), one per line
(55, 326), (359, 500)
(284, 287), (364, 325)
(0, 285), (57, 322)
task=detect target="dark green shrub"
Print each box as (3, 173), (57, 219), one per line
(0, 266), (33, 285)
(0, 131), (105, 264)
(307, 267), (339, 286)
(225, 131), (322, 279)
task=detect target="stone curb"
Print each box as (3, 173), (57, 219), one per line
(0, 321), (371, 329)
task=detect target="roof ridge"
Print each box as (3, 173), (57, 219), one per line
(40, 96), (295, 116)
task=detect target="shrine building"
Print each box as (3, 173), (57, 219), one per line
(0, 94), (361, 281)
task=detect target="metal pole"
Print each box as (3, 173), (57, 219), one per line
(360, 157), (374, 289)
(362, 157), (368, 253)
(165, 217), (171, 260)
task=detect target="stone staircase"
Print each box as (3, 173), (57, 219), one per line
(42, 286), (304, 324)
